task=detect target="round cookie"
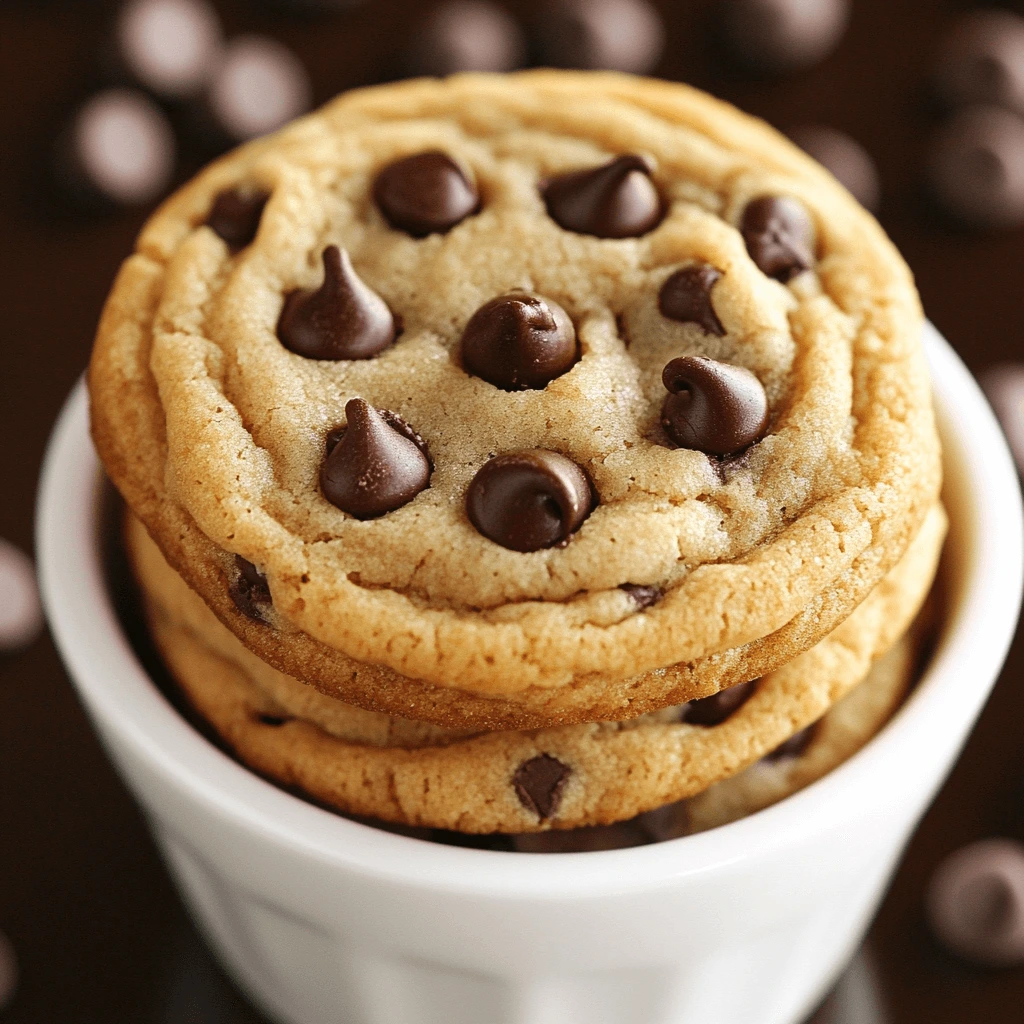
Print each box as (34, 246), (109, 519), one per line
(91, 71), (941, 726)
(127, 503), (945, 832)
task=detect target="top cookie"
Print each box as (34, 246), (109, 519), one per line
(90, 71), (940, 710)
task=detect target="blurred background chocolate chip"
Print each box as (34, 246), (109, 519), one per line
(113, 0), (223, 100)
(466, 449), (595, 552)
(0, 539), (43, 654)
(407, 1), (526, 76)
(717, 0), (850, 76)
(934, 9), (1024, 118)
(979, 364), (1024, 475)
(534, 0), (664, 75)
(927, 105), (1024, 229)
(788, 124), (881, 212)
(926, 838), (1024, 966)
(53, 88), (176, 209)
(204, 34), (311, 143)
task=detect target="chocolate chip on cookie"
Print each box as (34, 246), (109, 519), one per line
(206, 186), (269, 250)
(229, 555), (272, 622)
(740, 195), (815, 281)
(320, 399), (431, 518)
(466, 450), (594, 551)
(661, 355), (769, 456)
(513, 754), (572, 818)
(373, 151), (480, 237)
(542, 154), (662, 237)
(277, 246), (397, 360)
(658, 265), (726, 336)
(461, 292), (577, 390)
(682, 679), (758, 726)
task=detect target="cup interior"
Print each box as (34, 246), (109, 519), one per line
(36, 324), (1023, 896)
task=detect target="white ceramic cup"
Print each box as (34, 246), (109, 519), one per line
(37, 325), (1023, 1024)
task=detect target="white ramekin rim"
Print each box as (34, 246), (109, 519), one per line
(37, 324), (1023, 897)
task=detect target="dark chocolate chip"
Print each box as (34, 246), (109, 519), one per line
(229, 554), (272, 622)
(256, 713), (290, 727)
(327, 410), (431, 464)
(461, 292), (577, 390)
(658, 265), (726, 336)
(466, 450), (594, 552)
(206, 186), (269, 249)
(788, 125), (880, 212)
(935, 11), (1024, 116)
(740, 195), (815, 282)
(409, 1), (526, 75)
(542, 154), (663, 238)
(764, 721), (818, 760)
(661, 355), (769, 457)
(619, 583), (662, 609)
(718, 0), (850, 75)
(682, 679), (757, 727)
(927, 106), (1024, 229)
(320, 399), (431, 519)
(373, 151), (480, 237)
(278, 246), (396, 360)
(926, 839), (1024, 966)
(513, 754), (572, 819)
(535, 0), (664, 74)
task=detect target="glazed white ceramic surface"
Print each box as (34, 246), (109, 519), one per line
(38, 325), (1023, 1024)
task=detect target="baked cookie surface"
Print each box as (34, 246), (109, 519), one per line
(91, 71), (941, 717)
(127, 502), (945, 832)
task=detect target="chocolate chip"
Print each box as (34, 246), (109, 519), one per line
(619, 583), (662, 609)
(740, 195), (815, 282)
(658, 265), (725, 336)
(229, 554), (272, 622)
(661, 356), (769, 457)
(682, 679), (757, 726)
(635, 800), (690, 842)
(535, 0), (664, 74)
(256, 713), (290, 727)
(935, 11), (1024, 116)
(461, 292), (577, 390)
(542, 154), (663, 238)
(320, 399), (431, 519)
(926, 839), (1024, 966)
(764, 721), (818, 760)
(278, 246), (397, 360)
(206, 186), (268, 249)
(466, 450), (594, 552)
(116, 0), (223, 99)
(927, 106), (1024, 229)
(788, 125), (880, 212)
(326, 409), (432, 463)
(207, 35), (311, 142)
(373, 151), (480, 237)
(409, 1), (526, 75)
(513, 754), (572, 819)
(717, 0), (850, 75)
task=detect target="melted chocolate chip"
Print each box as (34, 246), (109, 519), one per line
(513, 754), (572, 819)
(542, 154), (663, 238)
(764, 721), (818, 761)
(619, 583), (662, 609)
(682, 679), (757, 727)
(461, 292), (577, 390)
(320, 399), (431, 518)
(229, 554), (272, 622)
(206, 187), (268, 249)
(373, 151), (480, 237)
(277, 246), (396, 360)
(740, 195), (815, 282)
(661, 355), (769, 457)
(658, 265), (725, 336)
(466, 450), (594, 552)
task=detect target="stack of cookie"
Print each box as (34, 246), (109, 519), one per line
(89, 72), (944, 850)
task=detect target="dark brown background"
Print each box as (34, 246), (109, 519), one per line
(2, 0), (1024, 1021)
